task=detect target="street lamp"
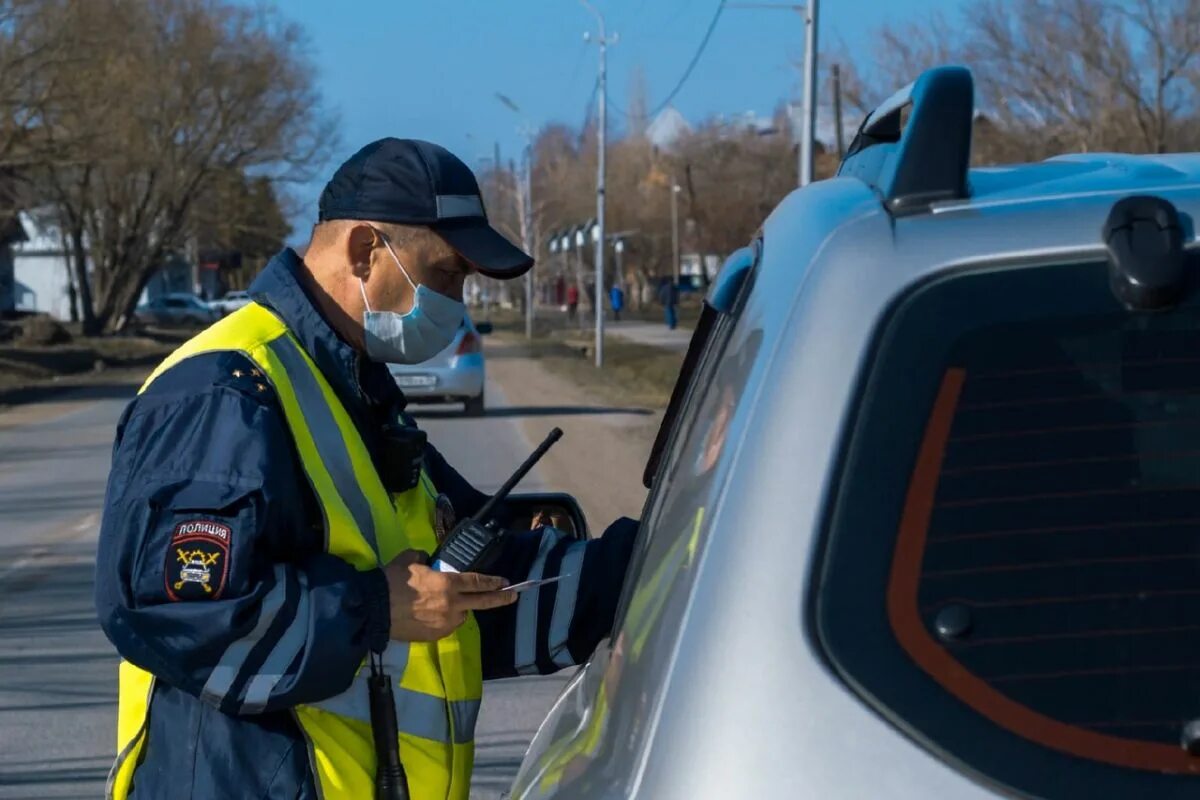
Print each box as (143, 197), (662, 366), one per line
(580, 0), (616, 367)
(613, 238), (625, 295)
(670, 182), (682, 285)
(726, 1), (820, 186)
(495, 92), (536, 338)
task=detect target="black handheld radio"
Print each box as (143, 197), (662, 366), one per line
(369, 427), (563, 800)
(430, 427), (563, 574)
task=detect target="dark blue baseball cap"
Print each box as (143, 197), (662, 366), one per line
(318, 137), (534, 278)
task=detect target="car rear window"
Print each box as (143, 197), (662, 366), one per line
(816, 257), (1200, 798)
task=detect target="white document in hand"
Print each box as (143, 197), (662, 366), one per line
(503, 574), (571, 593)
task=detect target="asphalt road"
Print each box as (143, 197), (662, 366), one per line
(0, 378), (573, 800)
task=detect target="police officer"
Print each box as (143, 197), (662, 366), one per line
(95, 138), (637, 799)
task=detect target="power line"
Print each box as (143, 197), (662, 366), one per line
(581, 77), (600, 132)
(603, 0), (727, 123)
(607, 91), (629, 120)
(646, 0), (726, 117)
(560, 40), (589, 112)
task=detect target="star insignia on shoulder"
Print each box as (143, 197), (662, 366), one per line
(232, 369), (244, 378)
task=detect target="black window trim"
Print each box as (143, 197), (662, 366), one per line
(614, 238), (762, 635)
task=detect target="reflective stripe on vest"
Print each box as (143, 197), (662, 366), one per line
(309, 639), (482, 745)
(108, 302), (482, 800)
(529, 507), (706, 795)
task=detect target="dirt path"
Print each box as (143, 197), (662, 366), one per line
(484, 336), (661, 530)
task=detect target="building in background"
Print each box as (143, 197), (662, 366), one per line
(647, 106), (692, 151)
(10, 209), (72, 319)
(6, 206), (204, 321)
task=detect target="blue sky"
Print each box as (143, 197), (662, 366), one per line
(278, 0), (963, 237)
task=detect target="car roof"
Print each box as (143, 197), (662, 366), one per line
(806, 66), (1200, 291)
(956, 153), (1200, 209)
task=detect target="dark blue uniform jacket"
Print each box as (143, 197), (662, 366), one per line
(94, 249), (637, 799)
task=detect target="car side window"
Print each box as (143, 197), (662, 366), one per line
(587, 247), (766, 794)
(614, 242), (760, 632)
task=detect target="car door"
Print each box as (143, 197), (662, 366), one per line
(511, 243), (761, 799)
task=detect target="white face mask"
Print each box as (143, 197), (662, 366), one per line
(358, 233), (465, 364)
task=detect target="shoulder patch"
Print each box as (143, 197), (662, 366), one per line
(165, 519), (231, 601)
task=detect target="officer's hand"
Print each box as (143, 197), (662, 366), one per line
(384, 550), (516, 642)
(530, 508), (569, 530)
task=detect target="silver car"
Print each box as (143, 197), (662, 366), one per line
(388, 317), (490, 415)
(513, 66), (1200, 799)
(134, 293), (218, 326)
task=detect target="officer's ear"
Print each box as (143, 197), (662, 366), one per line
(346, 223), (379, 279)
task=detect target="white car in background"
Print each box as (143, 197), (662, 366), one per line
(388, 317), (491, 415)
(208, 290), (251, 317)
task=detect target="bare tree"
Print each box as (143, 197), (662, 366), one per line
(671, 122), (796, 263)
(969, 0), (1200, 155)
(833, 0), (1200, 166)
(189, 170), (291, 289)
(30, 0), (334, 333)
(627, 65), (650, 140)
(0, 1), (84, 186)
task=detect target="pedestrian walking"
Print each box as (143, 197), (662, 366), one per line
(609, 283), (625, 322)
(659, 278), (679, 330)
(566, 282), (580, 324)
(96, 138), (637, 800)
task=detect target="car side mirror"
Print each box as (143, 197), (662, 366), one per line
(475, 322), (494, 335)
(500, 492), (588, 540)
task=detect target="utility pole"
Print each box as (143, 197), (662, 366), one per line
(581, 0), (616, 368)
(832, 62), (845, 160)
(799, 0), (819, 185)
(727, 1), (820, 186)
(522, 141), (534, 338)
(670, 181), (681, 285)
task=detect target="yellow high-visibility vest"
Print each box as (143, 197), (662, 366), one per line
(107, 302), (482, 800)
